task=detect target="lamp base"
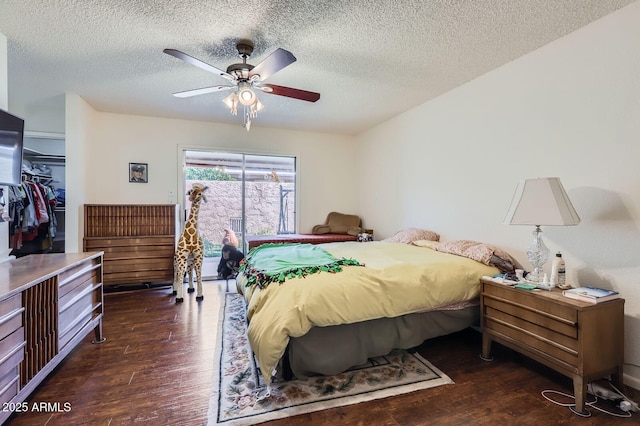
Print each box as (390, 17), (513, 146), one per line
(526, 226), (549, 283)
(526, 268), (544, 283)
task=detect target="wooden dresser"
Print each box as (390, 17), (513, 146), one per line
(480, 278), (624, 414)
(83, 204), (179, 286)
(0, 252), (104, 423)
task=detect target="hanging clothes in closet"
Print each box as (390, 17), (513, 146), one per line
(8, 172), (58, 257)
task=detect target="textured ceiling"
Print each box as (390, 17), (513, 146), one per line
(0, 0), (635, 135)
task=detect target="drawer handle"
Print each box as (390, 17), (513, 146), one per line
(484, 294), (577, 327)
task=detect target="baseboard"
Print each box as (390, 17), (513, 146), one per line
(624, 372), (640, 392)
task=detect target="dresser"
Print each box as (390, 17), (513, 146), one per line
(0, 252), (104, 424)
(480, 278), (624, 414)
(83, 204), (179, 286)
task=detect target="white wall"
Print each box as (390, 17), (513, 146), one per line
(13, 96), (66, 135)
(0, 32), (6, 110)
(356, 2), (640, 388)
(0, 32), (11, 262)
(65, 94), (97, 252)
(64, 109), (359, 251)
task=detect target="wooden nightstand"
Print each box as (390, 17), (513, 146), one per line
(480, 278), (625, 415)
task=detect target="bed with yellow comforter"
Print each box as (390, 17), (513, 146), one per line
(237, 240), (501, 385)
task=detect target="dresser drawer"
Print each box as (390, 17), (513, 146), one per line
(0, 347), (23, 380)
(0, 327), (25, 404)
(0, 328), (24, 360)
(483, 296), (577, 339)
(482, 283), (577, 325)
(484, 313), (579, 367)
(0, 372), (19, 406)
(58, 256), (101, 286)
(0, 294), (21, 319)
(0, 312), (23, 342)
(0, 294), (23, 343)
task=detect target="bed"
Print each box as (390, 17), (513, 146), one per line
(237, 234), (517, 386)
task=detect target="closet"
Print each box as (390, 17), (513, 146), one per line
(9, 132), (65, 257)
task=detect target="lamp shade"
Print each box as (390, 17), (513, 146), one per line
(503, 177), (580, 226)
(222, 93), (239, 115)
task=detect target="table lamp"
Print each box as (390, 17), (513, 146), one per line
(503, 177), (580, 282)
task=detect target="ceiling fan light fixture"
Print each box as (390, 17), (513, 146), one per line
(238, 82), (256, 106)
(238, 88), (256, 105)
(222, 93), (238, 115)
(250, 99), (264, 118)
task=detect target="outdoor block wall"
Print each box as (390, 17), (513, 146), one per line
(185, 180), (295, 248)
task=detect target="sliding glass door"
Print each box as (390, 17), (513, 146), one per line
(183, 150), (296, 278)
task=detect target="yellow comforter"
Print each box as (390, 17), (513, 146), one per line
(237, 241), (498, 384)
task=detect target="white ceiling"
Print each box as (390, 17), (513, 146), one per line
(0, 0), (634, 135)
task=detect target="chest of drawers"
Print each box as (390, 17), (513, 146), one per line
(480, 279), (624, 414)
(0, 252), (104, 424)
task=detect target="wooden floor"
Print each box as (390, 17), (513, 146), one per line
(6, 281), (638, 425)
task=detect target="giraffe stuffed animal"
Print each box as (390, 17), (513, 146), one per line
(173, 183), (208, 303)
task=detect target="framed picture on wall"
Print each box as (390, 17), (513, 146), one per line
(129, 162), (148, 183)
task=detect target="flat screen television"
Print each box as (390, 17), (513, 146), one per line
(0, 108), (24, 187)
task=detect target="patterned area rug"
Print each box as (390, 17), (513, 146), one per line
(208, 293), (453, 425)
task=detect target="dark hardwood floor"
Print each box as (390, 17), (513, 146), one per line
(6, 281), (638, 425)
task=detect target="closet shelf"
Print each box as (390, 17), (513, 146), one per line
(23, 147), (65, 161)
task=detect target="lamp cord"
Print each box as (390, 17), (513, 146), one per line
(541, 389), (633, 418)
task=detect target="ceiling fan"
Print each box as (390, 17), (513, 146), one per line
(163, 41), (320, 130)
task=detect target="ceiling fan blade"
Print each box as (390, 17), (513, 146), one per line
(163, 49), (235, 82)
(249, 48), (296, 81)
(173, 85), (235, 98)
(263, 84), (320, 102)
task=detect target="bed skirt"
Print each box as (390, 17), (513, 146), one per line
(281, 304), (480, 380)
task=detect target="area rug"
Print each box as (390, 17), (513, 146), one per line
(207, 293), (453, 425)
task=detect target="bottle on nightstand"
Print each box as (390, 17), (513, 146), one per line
(550, 252), (565, 287)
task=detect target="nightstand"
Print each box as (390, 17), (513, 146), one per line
(480, 278), (625, 415)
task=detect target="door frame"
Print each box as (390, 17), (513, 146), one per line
(176, 144), (300, 277)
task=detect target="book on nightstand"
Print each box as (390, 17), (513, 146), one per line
(562, 286), (620, 304)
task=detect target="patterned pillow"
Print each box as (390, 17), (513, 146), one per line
(434, 240), (517, 273)
(382, 228), (440, 244)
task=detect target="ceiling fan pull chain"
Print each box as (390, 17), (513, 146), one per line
(243, 105), (252, 131)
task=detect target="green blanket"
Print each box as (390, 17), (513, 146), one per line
(239, 243), (363, 289)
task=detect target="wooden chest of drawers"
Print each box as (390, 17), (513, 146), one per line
(83, 204), (179, 286)
(480, 279), (624, 414)
(0, 252), (104, 424)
